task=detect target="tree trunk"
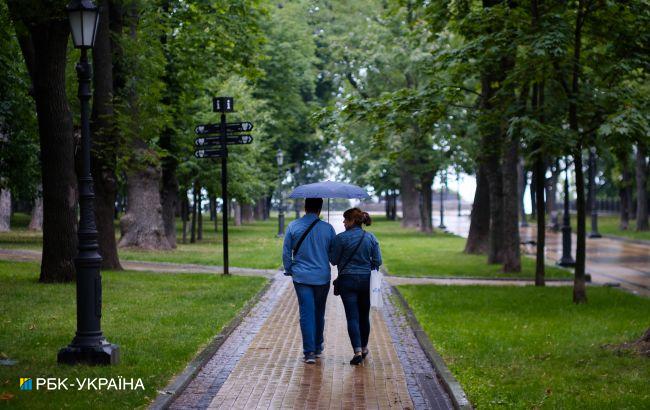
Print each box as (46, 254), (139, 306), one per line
(197, 190), (203, 241)
(119, 164), (171, 250)
(530, 168), (537, 219)
(9, 12), (79, 282)
(519, 160), (529, 227)
(28, 187), (43, 231)
(0, 188), (10, 232)
(209, 195), (216, 221)
(190, 184), (198, 243)
(465, 166), (490, 254)
(253, 198), (264, 220)
(419, 172), (434, 233)
(502, 137), (521, 272)
(535, 156), (546, 286)
(485, 154), (504, 264)
(181, 194), (188, 244)
(636, 143), (649, 231)
(547, 161), (561, 229)
(385, 191), (391, 219)
(573, 149), (587, 303)
(160, 152), (178, 248)
(242, 203), (254, 223)
(233, 201), (242, 226)
(91, 0), (122, 269)
(399, 170), (420, 228)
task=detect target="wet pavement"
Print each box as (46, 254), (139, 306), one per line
(169, 214), (452, 410)
(442, 214), (650, 297)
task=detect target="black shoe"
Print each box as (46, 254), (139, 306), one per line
(350, 354), (363, 366)
(304, 353), (316, 364)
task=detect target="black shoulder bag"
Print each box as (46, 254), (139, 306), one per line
(333, 231), (366, 296)
(285, 219), (320, 276)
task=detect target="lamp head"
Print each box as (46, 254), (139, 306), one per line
(66, 0), (100, 49)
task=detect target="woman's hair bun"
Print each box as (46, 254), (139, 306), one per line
(343, 207), (372, 226)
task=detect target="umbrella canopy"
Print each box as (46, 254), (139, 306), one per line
(288, 180), (369, 199)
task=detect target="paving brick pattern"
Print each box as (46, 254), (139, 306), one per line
(170, 272), (290, 409)
(205, 273), (416, 409)
(380, 281), (453, 410)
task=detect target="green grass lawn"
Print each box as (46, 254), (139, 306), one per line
(367, 217), (572, 279)
(595, 215), (650, 242)
(399, 285), (650, 409)
(0, 260), (266, 409)
(0, 213), (287, 269)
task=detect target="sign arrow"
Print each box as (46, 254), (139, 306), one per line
(194, 149), (226, 159)
(195, 135), (254, 147)
(195, 122), (253, 135)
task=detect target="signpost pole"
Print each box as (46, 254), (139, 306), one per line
(220, 112), (229, 275)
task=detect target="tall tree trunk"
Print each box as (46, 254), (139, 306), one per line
(9, 10), (79, 282)
(465, 167), (490, 254)
(535, 156), (546, 286)
(28, 186), (43, 231)
(502, 136), (521, 272)
(419, 172), (434, 233)
(399, 170), (420, 228)
(209, 195), (216, 221)
(519, 160), (529, 227)
(385, 191), (391, 219)
(197, 189), (203, 241)
(253, 198), (264, 220)
(160, 146), (178, 248)
(573, 149), (587, 303)
(547, 161), (561, 229)
(119, 164), (171, 250)
(619, 165), (632, 230)
(0, 188), (10, 232)
(91, 0), (122, 269)
(485, 154), (504, 264)
(190, 183), (198, 243)
(181, 194), (188, 244)
(635, 143), (649, 231)
(233, 201), (242, 226)
(242, 203), (254, 223)
(570, 0), (587, 303)
(530, 168), (537, 219)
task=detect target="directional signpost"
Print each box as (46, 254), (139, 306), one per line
(194, 97), (255, 275)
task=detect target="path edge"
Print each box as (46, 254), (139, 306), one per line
(390, 285), (473, 410)
(148, 277), (275, 410)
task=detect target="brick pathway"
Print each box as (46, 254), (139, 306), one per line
(170, 269), (452, 409)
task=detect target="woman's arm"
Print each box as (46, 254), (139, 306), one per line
(371, 236), (382, 268)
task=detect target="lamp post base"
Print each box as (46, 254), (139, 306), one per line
(557, 258), (576, 268)
(58, 341), (120, 365)
(588, 232), (602, 238)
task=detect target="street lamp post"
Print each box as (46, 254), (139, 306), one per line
(276, 149), (285, 237)
(457, 173), (462, 217)
(588, 147), (602, 238)
(438, 171), (447, 230)
(558, 158), (575, 267)
(58, 0), (119, 365)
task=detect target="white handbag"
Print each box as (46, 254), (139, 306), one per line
(370, 269), (383, 308)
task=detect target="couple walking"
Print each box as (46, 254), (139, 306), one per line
(282, 198), (382, 365)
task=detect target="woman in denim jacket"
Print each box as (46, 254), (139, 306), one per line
(330, 207), (382, 365)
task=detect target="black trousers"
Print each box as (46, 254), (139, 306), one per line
(338, 274), (371, 352)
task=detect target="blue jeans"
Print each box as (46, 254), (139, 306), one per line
(293, 282), (330, 355)
(338, 274), (371, 353)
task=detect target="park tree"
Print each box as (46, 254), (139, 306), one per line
(7, 0), (78, 282)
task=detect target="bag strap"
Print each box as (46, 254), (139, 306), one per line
(292, 218), (320, 257)
(338, 231), (366, 274)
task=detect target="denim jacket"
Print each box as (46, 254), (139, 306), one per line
(329, 226), (382, 275)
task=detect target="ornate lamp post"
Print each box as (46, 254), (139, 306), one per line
(558, 158), (575, 267)
(58, 0), (119, 365)
(438, 171), (447, 230)
(276, 149), (285, 237)
(588, 147), (602, 238)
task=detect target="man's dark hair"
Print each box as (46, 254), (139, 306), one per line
(304, 198), (323, 213)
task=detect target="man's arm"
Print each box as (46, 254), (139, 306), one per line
(282, 225), (294, 275)
(329, 232), (342, 265)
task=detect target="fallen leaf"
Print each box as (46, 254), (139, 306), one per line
(0, 392), (14, 400)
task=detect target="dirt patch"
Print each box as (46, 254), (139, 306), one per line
(603, 328), (650, 357)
